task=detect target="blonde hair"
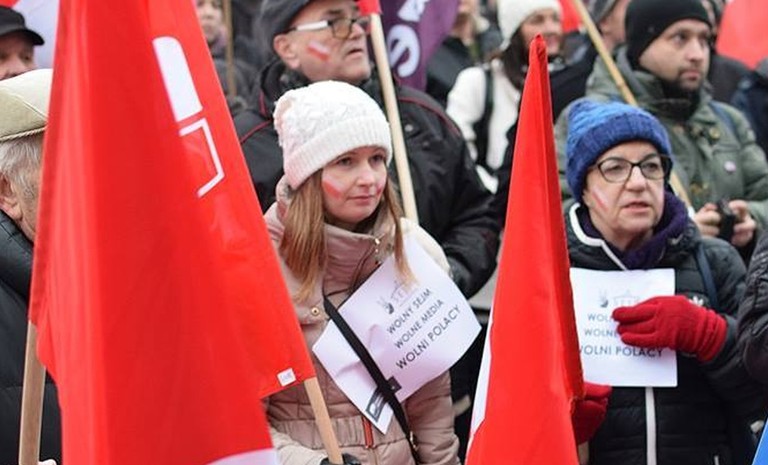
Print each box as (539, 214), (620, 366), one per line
(280, 172), (412, 303)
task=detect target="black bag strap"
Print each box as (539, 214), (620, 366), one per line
(322, 297), (419, 462)
(694, 242), (721, 312)
(471, 64), (494, 173)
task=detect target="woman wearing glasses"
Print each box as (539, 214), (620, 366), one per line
(564, 100), (766, 465)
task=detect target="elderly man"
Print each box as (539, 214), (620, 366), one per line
(0, 69), (60, 465)
(555, 0), (768, 259)
(0, 6), (44, 80)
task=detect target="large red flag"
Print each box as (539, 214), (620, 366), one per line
(465, 35), (583, 465)
(716, 0), (768, 69)
(28, 0), (315, 463)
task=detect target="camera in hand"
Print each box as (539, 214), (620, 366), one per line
(716, 199), (737, 241)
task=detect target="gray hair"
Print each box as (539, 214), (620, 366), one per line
(0, 132), (43, 196)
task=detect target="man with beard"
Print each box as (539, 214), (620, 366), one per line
(554, 0), (768, 258)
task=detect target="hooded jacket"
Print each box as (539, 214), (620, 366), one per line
(566, 202), (767, 465)
(0, 212), (61, 464)
(234, 60), (499, 298)
(263, 178), (460, 465)
(555, 47), (768, 229)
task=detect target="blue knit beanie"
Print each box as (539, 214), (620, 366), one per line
(566, 100), (672, 203)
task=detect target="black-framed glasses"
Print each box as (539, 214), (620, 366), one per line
(592, 154), (672, 183)
(287, 16), (371, 39)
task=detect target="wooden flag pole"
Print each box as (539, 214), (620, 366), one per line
(367, 13), (420, 223)
(19, 324), (45, 465)
(222, 0), (237, 101)
(304, 378), (344, 464)
(568, 0), (693, 208)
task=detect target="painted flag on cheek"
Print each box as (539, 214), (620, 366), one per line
(28, 0), (315, 464)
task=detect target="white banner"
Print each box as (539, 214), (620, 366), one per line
(313, 237), (480, 433)
(570, 268), (678, 387)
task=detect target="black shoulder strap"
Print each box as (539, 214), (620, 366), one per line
(694, 242), (721, 312)
(322, 297), (419, 461)
(472, 65), (494, 172)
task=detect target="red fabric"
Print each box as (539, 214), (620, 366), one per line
(465, 35), (584, 465)
(357, 0), (381, 16)
(28, 0), (315, 463)
(716, 0), (768, 68)
(559, 0), (581, 33)
(613, 296), (727, 362)
(571, 382), (611, 444)
(0, 0), (17, 5)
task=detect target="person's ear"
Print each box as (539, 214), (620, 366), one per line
(273, 34), (302, 70)
(0, 176), (21, 221)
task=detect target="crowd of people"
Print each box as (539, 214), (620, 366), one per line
(2, 0), (768, 464)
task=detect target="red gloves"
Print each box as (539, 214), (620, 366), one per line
(572, 382), (612, 444)
(612, 295), (727, 362)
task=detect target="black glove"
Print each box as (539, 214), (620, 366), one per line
(320, 453), (361, 465)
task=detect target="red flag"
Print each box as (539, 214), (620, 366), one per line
(465, 35), (583, 465)
(29, 0), (315, 463)
(716, 0), (768, 68)
(559, 0), (581, 33)
(357, 0), (381, 16)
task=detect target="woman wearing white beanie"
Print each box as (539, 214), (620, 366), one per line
(263, 80), (460, 465)
(446, 0), (564, 193)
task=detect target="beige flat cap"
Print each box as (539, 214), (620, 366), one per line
(0, 68), (52, 142)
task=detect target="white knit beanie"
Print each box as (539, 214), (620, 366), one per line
(497, 0), (562, 47)
(274, 81), (393, 190)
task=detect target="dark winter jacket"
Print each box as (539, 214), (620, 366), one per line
(738, 232), (768, 384)
(708, 52), (751, 104)
(732, 59), (768, 155)
(0, 212), (61, 464)
(567, 203), (767, 465)
(235, 60), (500, 297)
(425, 22), (502, 107)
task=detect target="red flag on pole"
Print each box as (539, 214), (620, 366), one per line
(716, 0), (768, 68)
(465, 35), (583, 465)
(28, 0), (315, 463)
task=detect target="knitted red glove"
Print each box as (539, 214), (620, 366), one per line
(572, 382), (612, 444)
(612, 295), (727, 362)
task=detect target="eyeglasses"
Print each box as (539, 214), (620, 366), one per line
(287, 16), (371, 39)
(591, 154), (672, 183)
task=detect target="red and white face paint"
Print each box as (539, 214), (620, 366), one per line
(321, 146), (388, 230)
(581, 140), (666, 251)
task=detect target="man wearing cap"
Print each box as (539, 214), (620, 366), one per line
(0, 69), (61, 464)
(555, 0), (768, 258)
(0, 6), (44, 81)
(234, 0), (500, 299)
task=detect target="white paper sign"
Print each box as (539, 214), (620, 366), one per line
(313, 237), (481, 433)
(570, 268), (678, 387)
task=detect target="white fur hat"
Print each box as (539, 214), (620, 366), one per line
(274, 80), (393, 190)
(497, 0), (562, 47)
(0, 69), (52, 142)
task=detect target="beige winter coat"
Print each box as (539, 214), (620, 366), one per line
(264, 178), (460, 465)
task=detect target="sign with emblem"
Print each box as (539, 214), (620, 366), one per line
(313, 236), (480, 433)
(570, 268), (678, 387)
